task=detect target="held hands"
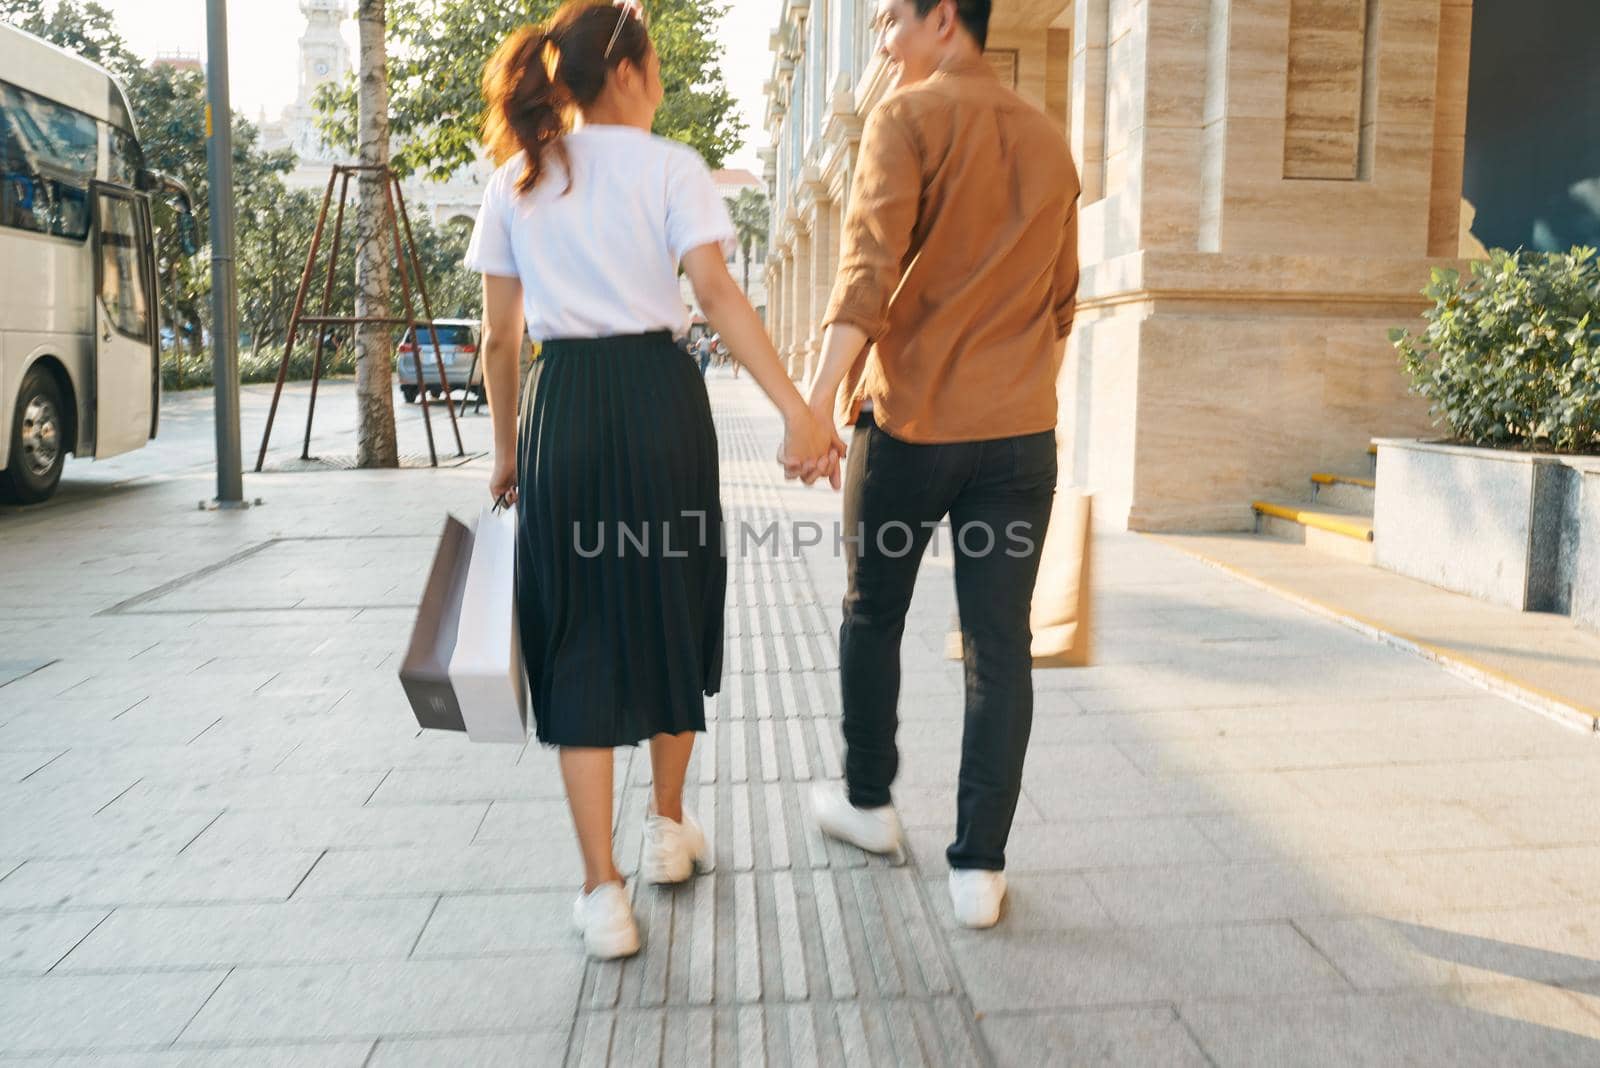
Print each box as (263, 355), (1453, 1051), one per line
(779, 405), (847, 490)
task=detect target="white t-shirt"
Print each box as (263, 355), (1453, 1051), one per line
(464, 126), (736, 341)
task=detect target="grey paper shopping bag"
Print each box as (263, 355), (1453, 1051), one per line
(448, 504), (529, 743)
(399, 514), (473, 733)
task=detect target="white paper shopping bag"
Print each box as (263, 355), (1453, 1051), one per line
(447, 503), (529, 743)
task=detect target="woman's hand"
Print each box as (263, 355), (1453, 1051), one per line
(489, 453), (518, 506)
(780, 408), (847, 490)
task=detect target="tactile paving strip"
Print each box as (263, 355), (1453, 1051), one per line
(564, 382), (985, 1067)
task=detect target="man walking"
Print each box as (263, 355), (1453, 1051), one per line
(803, 0), (1079, 928)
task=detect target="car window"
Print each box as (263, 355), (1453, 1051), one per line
(413, 326), (474, 347)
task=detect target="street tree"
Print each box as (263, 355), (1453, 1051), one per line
(353, 0), (398, 468)
(314, 0), (743, 179)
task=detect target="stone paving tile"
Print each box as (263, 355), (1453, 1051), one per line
(293, 843), (582, 898)
(181, 957), (585, 1043)
(0, 852), (321, 909)
(946, 921), (1351, 1012)
(1473, 801), (1600, 848)
(1378, 848), (1594, 911)
(1025, 696), (1543, 746)
(1295, 907), (1600, 992)
(23, 742), (302, 790)
(1080, 860), (1351, 927)
(471, 799), (577, 845)
(58, 898), (437, 971)
(0, 909), (109, 974)
(0, 745), (68, 787)
(0, 807), (220, 861)
(367, 1032), (569, 1066)
(409, 890), (575, 958)
(0, 1044), (374, 1067)
(1180, 983), (1600, 1066)
(0, 971), (227, 1054)
(101, 772), (389, 814)
(183, 803), (487, 855)
(365, 765), (569, 805)
(1114, 725), (1583, 776)
(272, 735), (527, 774)
(1191, 805), (1522, 860)
(905, 817), (1225, 876)
(1023, 767), (1321, 822)
(1283, 758), (1600, 808)
(0, 708), (224, 751)
(978, 1006), (1211, 1067)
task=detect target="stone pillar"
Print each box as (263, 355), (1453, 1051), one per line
(790, 228), (812, 381)
(1051, 0), (1472, 531)
(772, 251), (789, 369)
(805, 199), (837, 386)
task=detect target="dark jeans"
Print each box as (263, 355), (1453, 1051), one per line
(839, 412), (1057, 871)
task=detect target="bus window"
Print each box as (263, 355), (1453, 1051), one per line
(0, 81), (98, 240)
(98, 195), (149, 340)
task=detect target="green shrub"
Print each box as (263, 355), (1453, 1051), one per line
(1390, 247), (1600, 453)
(161, 343), (358, 392)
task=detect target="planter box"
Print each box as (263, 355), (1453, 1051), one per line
(1579, 469), (1600, 632)
(1373, 440), (1600, 628)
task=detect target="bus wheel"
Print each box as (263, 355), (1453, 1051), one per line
(401, 386), (418, 404)
(0, 367), (67, 505)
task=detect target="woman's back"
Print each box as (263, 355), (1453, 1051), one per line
(465, 125), (733, 341)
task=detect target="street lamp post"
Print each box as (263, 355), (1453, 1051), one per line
(203, 0), (246, 507)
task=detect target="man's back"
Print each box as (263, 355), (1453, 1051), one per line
(826, 57), (1080, 444)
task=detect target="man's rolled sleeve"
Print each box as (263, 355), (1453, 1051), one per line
(823, 101), (922, 338)
(1053, 197), (1081, 341)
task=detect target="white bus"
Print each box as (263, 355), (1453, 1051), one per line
(0, 23), (194, 503)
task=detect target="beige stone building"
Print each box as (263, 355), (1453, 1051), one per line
(764, 0), (1475, 531)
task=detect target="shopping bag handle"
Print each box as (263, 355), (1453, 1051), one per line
(492, 493), (513, 514)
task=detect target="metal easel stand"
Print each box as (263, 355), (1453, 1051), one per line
(254, 164), (466, 472)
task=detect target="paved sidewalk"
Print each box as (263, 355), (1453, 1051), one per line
(2, 375), (1599, 1065)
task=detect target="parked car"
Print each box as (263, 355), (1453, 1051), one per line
(396, 320), (482, 403)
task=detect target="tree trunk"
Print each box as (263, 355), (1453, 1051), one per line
(742, 239), (752, 299)
(353, 0), (398, 467)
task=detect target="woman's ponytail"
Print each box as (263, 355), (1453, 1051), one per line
(481, 3), (652, 196)
(482, 24), (572, 195)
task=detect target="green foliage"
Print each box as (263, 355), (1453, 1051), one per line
(0, 0), (142, 82)
(314, 0), (743, 180)
(1391, 247), (1600, 453)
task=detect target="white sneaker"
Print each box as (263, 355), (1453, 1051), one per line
(572, 882), (640, 960)
(642, 805), (709, 885)
(949, 869), (1007, 929)
(811, 781), (902, 855)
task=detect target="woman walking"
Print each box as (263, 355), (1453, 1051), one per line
(468, 0), (843, 960)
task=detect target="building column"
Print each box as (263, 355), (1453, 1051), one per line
(767, 254), (786, 370)
(805, 199), (839, 386)
(1047, 0), (1472, 531)
(789, 228), (812, 381)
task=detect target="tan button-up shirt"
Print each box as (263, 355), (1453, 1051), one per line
(823, 55), (1080, 444)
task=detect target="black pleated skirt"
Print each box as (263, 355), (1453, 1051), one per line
(515, 331), (726, 747)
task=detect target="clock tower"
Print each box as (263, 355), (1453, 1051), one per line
(296, 0), (350, 111)
(287, 0), (351, 163)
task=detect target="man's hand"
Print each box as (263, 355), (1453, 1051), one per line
(779, 409), (847, 490)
